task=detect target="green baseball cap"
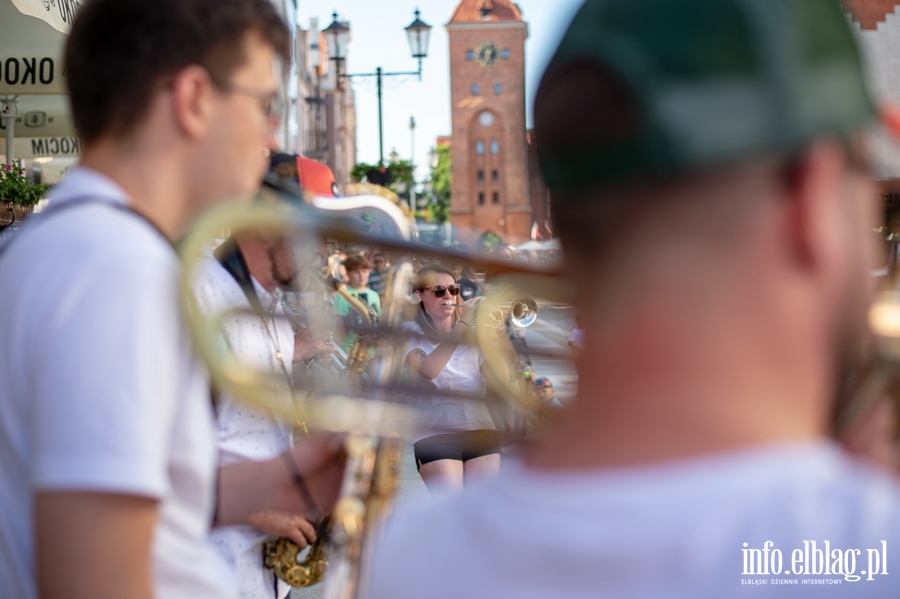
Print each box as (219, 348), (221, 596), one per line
(536, 0), (876, 192)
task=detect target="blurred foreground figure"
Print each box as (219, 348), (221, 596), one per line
(367, 0), (900, 597)
(0, 3), (341, 599)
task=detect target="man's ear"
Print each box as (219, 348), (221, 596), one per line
(170, 65), (217, 140)
(782, 138), (849, 275)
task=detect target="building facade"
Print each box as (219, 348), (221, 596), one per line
(295, 16), (357, 191)
(843, 1), (900, 181)
(446, 0), (531, 244)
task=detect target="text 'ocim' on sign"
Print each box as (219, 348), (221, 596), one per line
(29, 138), (81, 157)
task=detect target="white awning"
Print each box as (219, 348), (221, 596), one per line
(1, 0), (71, 95)
(10, 0), (81, 34)
(0, 94), (76, 159)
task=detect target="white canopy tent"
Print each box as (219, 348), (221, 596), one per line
(515, 239), (560, 252)
(1, 0), (78, 163)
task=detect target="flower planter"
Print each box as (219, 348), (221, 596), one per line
(0, 202), (33, 227)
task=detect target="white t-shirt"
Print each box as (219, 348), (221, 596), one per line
(367, 441), (900, 598)
(0, 167), (234, 599)
(568, 327), (585, 349)
(402, 320), (494, 441)
(192, 253), (295, 599)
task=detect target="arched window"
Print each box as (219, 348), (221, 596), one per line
(494, 83), (502, 95)
(490, 140), (500, 154)
(502, 49), (510, 60)
(492, 169), (499, 181)
(475, 141), (485, 155)
(477, 170), (484, 182)
(492, 192), (500, 204)
(466, 50), (475, 61)
(472, 83), (480, 95)
(478, 192), (485, 205)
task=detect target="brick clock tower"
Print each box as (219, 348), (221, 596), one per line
(447, 0), (531, 245)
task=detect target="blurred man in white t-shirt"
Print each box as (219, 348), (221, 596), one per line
(0, 2), (342, 599)
(366, 1), (900, 597)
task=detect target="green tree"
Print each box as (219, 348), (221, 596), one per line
(427, 144), (451, 223)
(351, 159), (415, 199)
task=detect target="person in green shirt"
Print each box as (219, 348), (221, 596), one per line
(333, 253), (382, 352)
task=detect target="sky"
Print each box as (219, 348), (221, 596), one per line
(296, 0), (585, 182)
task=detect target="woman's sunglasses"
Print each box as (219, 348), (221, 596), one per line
(422, 284), (460, 298)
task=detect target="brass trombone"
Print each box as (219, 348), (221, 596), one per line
(179, 194), (574, 598)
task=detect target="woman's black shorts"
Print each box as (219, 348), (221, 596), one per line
(413, 430), (501, 469)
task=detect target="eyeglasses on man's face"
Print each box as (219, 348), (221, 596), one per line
(207, 69), (283, 125)
(224, 82), (284, 124)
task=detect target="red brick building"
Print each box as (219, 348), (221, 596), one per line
(446, 0), (532, 244)
(843, 0), (900, 29)
(840, 1), (900, 227)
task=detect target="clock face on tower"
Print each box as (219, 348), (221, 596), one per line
(476, 41), (499, 68)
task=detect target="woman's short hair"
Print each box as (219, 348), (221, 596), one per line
(414, 265), (456, 292)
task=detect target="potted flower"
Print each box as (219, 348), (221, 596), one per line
(0, 163), (49, 226)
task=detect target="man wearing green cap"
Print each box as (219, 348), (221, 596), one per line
(366, 0), (900, 596)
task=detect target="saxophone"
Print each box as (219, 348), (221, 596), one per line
(262, 300), (384, 591)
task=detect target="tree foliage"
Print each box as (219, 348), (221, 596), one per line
(427, 144), (451, 224)
(351, 159), (415, 190)
(351, 147), (451, 225)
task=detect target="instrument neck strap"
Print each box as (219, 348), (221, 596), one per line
(214, 236), (293, 389)
(214, 237), (264, 315)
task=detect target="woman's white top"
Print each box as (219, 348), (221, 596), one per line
(402, 320), (496, 441)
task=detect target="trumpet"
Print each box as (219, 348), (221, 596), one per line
(281, 290), (374, 378)
(281, 298), (308, 332)
(442, 296), (538, 328)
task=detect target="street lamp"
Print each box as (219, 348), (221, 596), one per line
(409, 116), (416, 212)
(405, 9), (431, 73)
(342, 8), (432, 165)
(323, 12), (350, 75)
(428, 145), (439, 169)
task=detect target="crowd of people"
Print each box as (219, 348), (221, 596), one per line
(3, 0), (900, 598)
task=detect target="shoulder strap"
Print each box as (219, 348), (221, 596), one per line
(0, 196), (171, 262)
(214, 236), (264, 316)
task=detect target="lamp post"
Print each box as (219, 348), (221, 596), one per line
(409, 116), (416, 212)
(322, 12), (350, 77)
(322, 13), (351, 181)
(324, 9), (431, 166)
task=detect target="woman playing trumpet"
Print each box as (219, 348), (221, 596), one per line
(402, 265), (501, 491)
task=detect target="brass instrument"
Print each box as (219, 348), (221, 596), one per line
(281, 298), (308, 332)
(836, 290), (900, 438)
(262, 535), (327, 587)
(283, 290), (373, 378)
(443, 296), (539, 329)
(180, 195), (574, 598)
